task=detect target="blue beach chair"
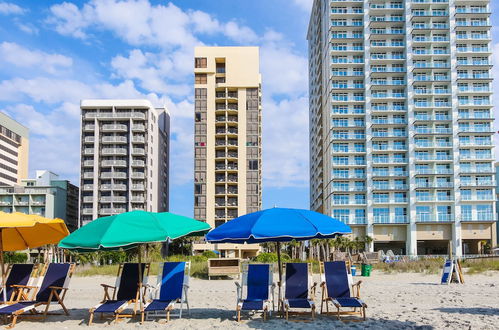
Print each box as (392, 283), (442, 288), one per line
(1, 264), (37, 303)
(88, 263), (150, 325)
(282, 263), (316, 320)
(235, 264), (275, 321)
(320, 261), (366, 321)
(141, 262), (190, 323)
(0, 263), (75, 328)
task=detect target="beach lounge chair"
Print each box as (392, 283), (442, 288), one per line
(0, 264), (37, 303)
(0, 263), (75, 328)
(89, 263), (150, 325)
(235, 263), (275, 322)
(320, 261), (366, 321)
(141, 261), (190, 323)
(281, 263), (316, 320)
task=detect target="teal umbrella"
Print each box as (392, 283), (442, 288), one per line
(59, 210), (210, 313)
(59, 210), (210, 251)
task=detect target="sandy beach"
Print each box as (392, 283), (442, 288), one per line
(4, 270), (498, 329)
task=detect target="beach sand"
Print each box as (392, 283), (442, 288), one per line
(7, 270), (499, 329)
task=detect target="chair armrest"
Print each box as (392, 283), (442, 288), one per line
(234, 282), (241, 289)
(310, 282), (318, 299)
(352, 280), (363, 298)
(320, 281), (326, 288)
(100, 284), (116, 289)
(352, 280), (363, 287)
(183, 284), (189, 289)
(11, 284), (37, 289)
(48, 286), (65, 290)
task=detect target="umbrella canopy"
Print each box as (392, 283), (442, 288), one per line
(205, 207), (351, 243)
(0, 211), (70, 302)
(0, 211), (69, 251)
(59, 210), (211, 251)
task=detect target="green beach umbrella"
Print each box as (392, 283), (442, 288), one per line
(58, 210), (210, 315)
(58, 210), (210, 251)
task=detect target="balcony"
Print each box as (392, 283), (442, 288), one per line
(102, 148), (127, 156)
(84, 136), (95, 143)
(416, 215), (454, 223)
(102, 136), (127, 143)
(372, 184), (408, 190)
(99, 208), (127, 215)
(100, 184), (127, 191)
(132, 136), (146, 143)
(131, 196), (145, 203)
(131, 184), (145, 191)
(101, 172), (127, 179)
(83, 196), (94, 203)
(82, 208), (93, 215)
(102, 124), (127, 132)
(373, 216), (408, 224)
(131, 160), (145, 167)
(83, 160), (94, 167)
(101, 160), (127, 167)
(82, 172), (94, 179)
(132, 124), (146, 131)
(83, 184), (94, 190)
(83, 148), (95, 155)
(132, 148), (146, 156)
(131, 172), (145, 179)
(83, 124), (95, 131)
(100, 196), (127, 203)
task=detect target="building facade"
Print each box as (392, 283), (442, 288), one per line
(192, 47), (262, 258)
(308, 0), (496, 255)
(0, 170), (79, 231)
(79, 100), (170, 226)
(0, 112), (29, 186)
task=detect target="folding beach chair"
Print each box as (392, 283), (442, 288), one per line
(141, 261), (190, 323)
(235, 263), (275, 322)
(0, 263), (75, 328)
(281, 263), (316, 320)
(320, 261), (366, 321)
(88, 263), (150, 325)
(0, 264), (38, 303)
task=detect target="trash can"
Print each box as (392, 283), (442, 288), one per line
(351, 265), (357, 276)
(361, 264), (372, 277)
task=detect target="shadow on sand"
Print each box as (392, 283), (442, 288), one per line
(434, 307), (499, 315)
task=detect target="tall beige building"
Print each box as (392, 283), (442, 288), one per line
(193, 47), (262, 258)
(0, 112), (29, 186)
(80, 100), (170, 226)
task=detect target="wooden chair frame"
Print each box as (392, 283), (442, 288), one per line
(3, 263), (76, 328)
(3, 263), (41, 303)
(319, 262), (366, 322)
(281, 263), (317, 321)
(88, 263), (150, 325)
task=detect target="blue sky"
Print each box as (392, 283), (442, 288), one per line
(0, 0), (314, 217)
(1, 0), (498, 218)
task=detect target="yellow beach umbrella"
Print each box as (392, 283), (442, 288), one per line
(0, 212), (69, 301)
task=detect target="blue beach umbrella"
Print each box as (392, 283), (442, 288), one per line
(205, 207), (351, 299)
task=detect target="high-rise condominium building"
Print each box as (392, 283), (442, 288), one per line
(192, 47), (262, 258)
(80, 100), (170, 226)
(0, 170), (79, 232)
(308, 0), (496, 256)
(0, 112), (29, 186)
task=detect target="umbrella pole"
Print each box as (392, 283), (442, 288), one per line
(0, 229), (5, 303)
(138, 245), (143, 316)
(276, 241), (283, 317)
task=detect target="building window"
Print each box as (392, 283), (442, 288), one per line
(195, 57), (207, 68)
(195, 74), (207, 84)
(248, 160), (258, 170)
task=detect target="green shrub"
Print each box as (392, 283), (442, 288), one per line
(4, 252), (28, 264)
(253, 252), (291, 263)
(202, 250), (218, 259)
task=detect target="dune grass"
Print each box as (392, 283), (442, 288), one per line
(374, 258), (445, 274)
(462, 259), (499, 274)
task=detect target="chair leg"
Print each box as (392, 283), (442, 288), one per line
(141, 311), (145, 325)
(237, 307), (241, 322)
(326, 299), (329, 314)
(88, 311), (94, 326)
(285, 306), (289, 321)
(312, 305), (315, 320)
(363, 307), (366, 321)
(167, 308), (171, 322)
(6, 315), (18, 329)
(320, 299), (324, 314)
(263, 307), (267, 321)
(337, 307), (341, 321)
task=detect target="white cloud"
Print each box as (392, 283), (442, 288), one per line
(0, 2), (25, 15)
(260, 44), (308, 97)
(0, 42), (72, 74)
(47, 2), (91, 39)
(263, 96), (309, 187)
(110, 48), (191, 96)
